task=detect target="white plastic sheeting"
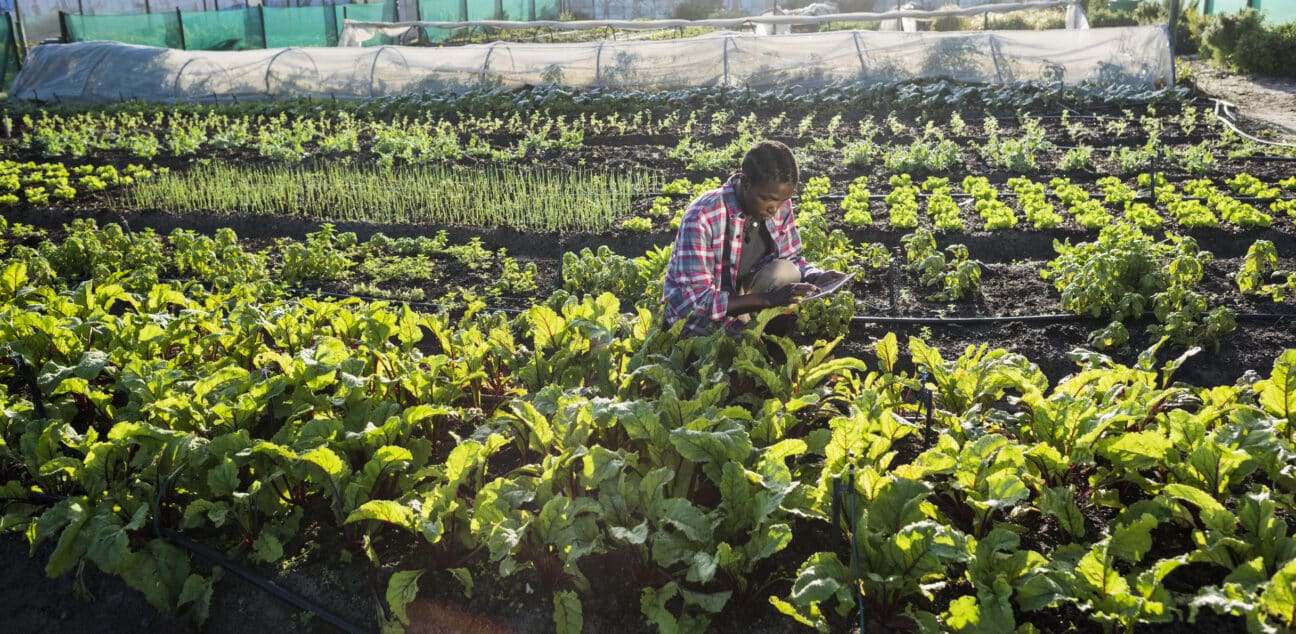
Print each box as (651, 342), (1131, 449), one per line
(9, 25), (1172, 104)
(338, 0), (1087, 43)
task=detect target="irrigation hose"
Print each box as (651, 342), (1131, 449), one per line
(2, 489), (369, 633)
(156, 527), (369, 634)
(160, 468), (370, 634)
(1213, 99), (1296, 150)
(851, 311), (1296, 326)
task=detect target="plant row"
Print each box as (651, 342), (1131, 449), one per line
(13, 96), (1286, 176)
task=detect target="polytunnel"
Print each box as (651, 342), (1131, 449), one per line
(9, 23), (1173, 104)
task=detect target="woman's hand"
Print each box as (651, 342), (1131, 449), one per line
(767, 283), (819, 307)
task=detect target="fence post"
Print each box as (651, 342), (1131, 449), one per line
(1167, 0), (1180, 86)
(1, 11), (16, 87)
(594, 39), (604, 84)
(259, 5), (266, 48)
(145, 0), (152, 14)
(59, 10), (71, 43)
(177, 7), (186, 49)
(11, 0), (26, 57)
(851, 29), (865, 76)
(722, 34), (730, 87)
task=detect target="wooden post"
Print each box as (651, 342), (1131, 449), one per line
(77, 0), (84, 16)
(1167, 0), (1179, 54)
(176, 7), (186, 48)
(2, 11), (16, 83)
(13, 0), (28, 55)
(59, 9), (71, 42)
(145, 0), (152, 14)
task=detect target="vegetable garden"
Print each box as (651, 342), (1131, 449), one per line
(2, 79), (1296, 633)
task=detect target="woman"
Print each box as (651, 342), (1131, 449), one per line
(662, 140), (848, 336)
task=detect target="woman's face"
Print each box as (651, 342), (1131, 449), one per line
(739, 179), (797, 222)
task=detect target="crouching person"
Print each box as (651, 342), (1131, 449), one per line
(661, 140), (848, 336)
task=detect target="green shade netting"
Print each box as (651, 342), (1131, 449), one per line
(64, 12), (182, 48)
(181, 7), (265, 50)
(416, 0), (461, 43)
(263, 5), (339, 48)
(0, 16), (18, 92)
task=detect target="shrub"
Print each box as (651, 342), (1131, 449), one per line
(673, 0), (722, 20)
(1199, 8), (1296, 77)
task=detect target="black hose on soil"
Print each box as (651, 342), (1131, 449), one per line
(151, 467), (371, 634)
(851, 311), (1296, 326)
(2, 487), (370, 634)
(155, 526), (370, 634)
(852, 313), (1092, 325)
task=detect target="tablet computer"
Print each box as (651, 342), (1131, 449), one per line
(801, 271), (856, 302)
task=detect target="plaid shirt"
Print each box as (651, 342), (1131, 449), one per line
(662, 174), (822, 335)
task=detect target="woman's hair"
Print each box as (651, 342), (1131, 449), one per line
(741, 140), (799, 188)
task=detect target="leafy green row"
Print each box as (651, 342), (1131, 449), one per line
(2, 218), (1294, 634)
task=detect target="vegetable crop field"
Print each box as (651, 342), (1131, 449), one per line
(3, 81), (1296, 633)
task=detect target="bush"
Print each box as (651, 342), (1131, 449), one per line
(1083, 0), (1205, 54)
(1233, 20), (1296, 76)
(673, 0), (721, 20)
(1201, 8), (1296, 77)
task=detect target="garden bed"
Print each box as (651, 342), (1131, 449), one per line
(2, 81), (1295, 634)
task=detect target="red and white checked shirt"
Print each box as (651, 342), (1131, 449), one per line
(662, 174), (821, 335)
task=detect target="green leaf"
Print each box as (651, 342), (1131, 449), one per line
(1256, 349), (1296, 425)
(553, 590), (583, 634)
(1262, 558), (1296, 628)
(0, 260), (27, 299)
(769, 595), (823, 630)
(529, 305), (565, 351)
(312, 337), (350, 367)
(719, 461), (753, 534)
(866, 477), (931, 534)
(1161, 483), (1236, 534)
(609, 521), (649, 545)
(1037, 486), (1085, 537)
(788, 552), (852, 605)
(686, 549), (719, 584)
(1103, 430), (1173, 467)
(1076, 549), (1129, 597)
(945, 595), (983, 632)
(641, 583), (679, 633)
(207, 460), (239, 497)
(448, 567), (473, 599)
(386, 569), (425, 626)
(250, 532), (283, 564)
(345, 500), (415, 529)
(300, 446), (348, 482)
(679, 587), (731, 613)
(653, 498), (714, 543)
(746, 523), (793, 565)
(1110, 513), (1158, 564)
(668, 420), (752, 465)
(876, 332), (899, 373)
(45, 498), (91, 577)
(178, 573), (216, 626)
(118, 539), (190, 612)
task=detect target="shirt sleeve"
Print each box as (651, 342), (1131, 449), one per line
(774, 200), (823, 280)
(663, 201), (729, 326)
